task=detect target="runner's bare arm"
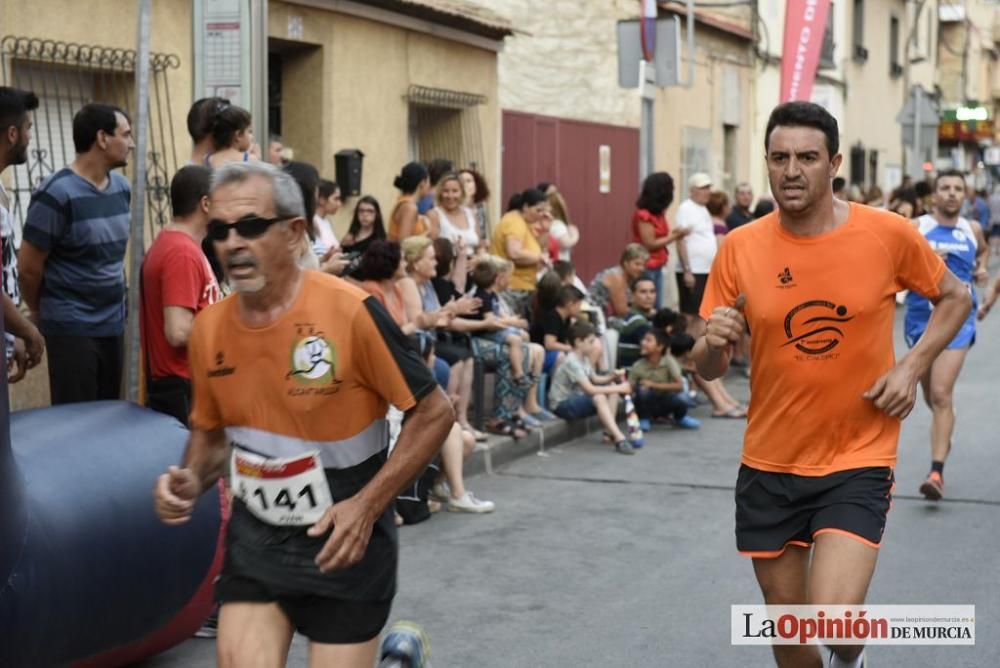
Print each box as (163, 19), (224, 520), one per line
(978, 273), (1000, 319)
(153, 428), (227, 525)
(181, 428), (230, 492)
(863, 270), (971, 418)
(970, 221), (989, 283)
(311, 387), (453, 572)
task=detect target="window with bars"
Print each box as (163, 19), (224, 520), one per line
(0, 36), (181, 242)
(407, 85), (486, 171)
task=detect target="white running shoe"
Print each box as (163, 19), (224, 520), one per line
(447, 491), (495, 513)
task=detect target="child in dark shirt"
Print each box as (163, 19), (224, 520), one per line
(469, 259), (528, 380)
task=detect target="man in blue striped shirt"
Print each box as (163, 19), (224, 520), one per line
(19, 103), (134, 404)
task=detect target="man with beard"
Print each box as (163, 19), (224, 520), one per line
(19, 103), (134, 403)
(904, 170), (988, 502)
(0, 86), (44, 383)
(695, 102), (971, 668)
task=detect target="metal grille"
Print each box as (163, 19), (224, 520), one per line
(407, 85), (486, 172)
(0, 36), (181, 240)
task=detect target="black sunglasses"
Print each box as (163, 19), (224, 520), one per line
(208, 214), (289, 241)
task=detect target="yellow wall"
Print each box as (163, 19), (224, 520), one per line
(268, 1), (501, 236)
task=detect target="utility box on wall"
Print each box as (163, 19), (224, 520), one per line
(335, 149), (364, 197)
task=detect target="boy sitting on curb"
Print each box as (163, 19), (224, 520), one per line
(628, 329), (701, 431)
(548, 321), (640, 455)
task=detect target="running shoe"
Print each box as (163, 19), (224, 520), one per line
(448, 491), (495, 513)
(675, 415), (701, 429)
(614, 440), (637, 455)
(194, 610), (219, 638)
(919, 471), (944, 501)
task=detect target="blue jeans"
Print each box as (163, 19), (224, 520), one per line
(553, 393), (596, 419)
(643, 267), (664, 309)
(634, 387), (688, 421)
(432, 356), (450, 388)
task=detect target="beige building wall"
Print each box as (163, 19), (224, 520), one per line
(496, 0), (639, 128)
(843, 0), (909, 191)
(654, 25), (755, 203)
(269, 1), (501, 236)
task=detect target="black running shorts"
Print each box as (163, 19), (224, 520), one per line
(735, 464), (894, 558)
(216, 573), (392, 644)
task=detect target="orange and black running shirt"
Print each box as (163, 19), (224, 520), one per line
(700, 204), (946, 476)
(188, 270), (436, 599)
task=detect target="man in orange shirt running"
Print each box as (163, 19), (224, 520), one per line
(695, 102), (971, 668)
(153, 161), (453, 667)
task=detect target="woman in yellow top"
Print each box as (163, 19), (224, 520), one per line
(388, 161), (432, 241)
(489, 188), (551, 318)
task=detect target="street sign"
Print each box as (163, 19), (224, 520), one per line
(617, 17), (681, 88)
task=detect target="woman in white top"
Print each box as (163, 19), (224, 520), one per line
(427, 172), (479, 256)
(311, 179), (341, 257)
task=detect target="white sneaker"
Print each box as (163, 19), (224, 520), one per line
(447, 491), (495, 513)
(430, 481), (451, 502)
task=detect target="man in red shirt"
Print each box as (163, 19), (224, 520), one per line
(141, 165), (220, 424)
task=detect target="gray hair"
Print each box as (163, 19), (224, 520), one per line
(210, 160), (304, 219)
(735, 181), (752, 193)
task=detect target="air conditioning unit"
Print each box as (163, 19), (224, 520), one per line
(854, 44), (869, 63)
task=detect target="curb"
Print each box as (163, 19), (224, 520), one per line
(463, 416), (601, 478)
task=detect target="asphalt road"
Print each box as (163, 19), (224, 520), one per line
(141, 306), (1000, 667)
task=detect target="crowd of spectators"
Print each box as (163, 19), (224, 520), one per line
(2, 92), (780, 527)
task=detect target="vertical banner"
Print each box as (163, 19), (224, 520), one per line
(780, 0), (831, 103)
(640, 0), (657, 61)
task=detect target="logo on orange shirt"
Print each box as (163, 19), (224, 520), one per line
(207, 351), (237, 377)
(286, 323), (344, 397)
(781, 300), (854, 356)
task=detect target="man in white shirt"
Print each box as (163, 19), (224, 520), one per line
(674, 172), (718, 332)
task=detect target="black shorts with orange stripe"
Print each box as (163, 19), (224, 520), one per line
(735, 464), (894, 558)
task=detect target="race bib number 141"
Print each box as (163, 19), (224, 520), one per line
(231, 449), (333, 526)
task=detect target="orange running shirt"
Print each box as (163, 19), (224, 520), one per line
(188, 271), (436, 599)
(700, 204), (946, 476)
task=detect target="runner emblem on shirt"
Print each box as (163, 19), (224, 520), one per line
(781, 300), (854, 356)
(288, 333), (336, 384)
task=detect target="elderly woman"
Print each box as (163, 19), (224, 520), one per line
(589, 243), (651, 320)
(358, 241), (494, 514)
(398, 236), (497, 440)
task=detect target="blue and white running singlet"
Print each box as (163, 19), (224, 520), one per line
(904, 214), (977, 349)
